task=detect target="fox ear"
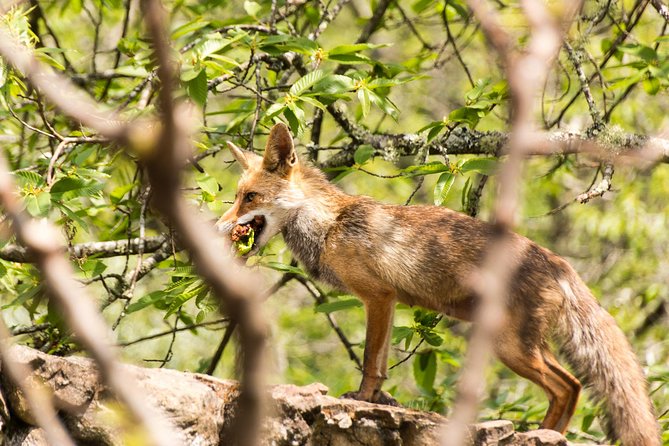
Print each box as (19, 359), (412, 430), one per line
(263, 123), (297, 176)
(227, 141), (261, 170)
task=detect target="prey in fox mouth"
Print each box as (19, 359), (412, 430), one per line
(230, 215), (266, 255)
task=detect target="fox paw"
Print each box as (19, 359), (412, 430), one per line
(340, 390), (401, 407)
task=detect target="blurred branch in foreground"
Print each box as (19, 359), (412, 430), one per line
(0, 0), (268, 444)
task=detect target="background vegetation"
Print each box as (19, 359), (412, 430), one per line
(0, 0), (667, 443)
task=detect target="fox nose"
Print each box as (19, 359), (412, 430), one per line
(215, 217), (234, 234)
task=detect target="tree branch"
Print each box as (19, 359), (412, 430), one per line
(0, 235), (167, 263)
(317, 126), (669, 169)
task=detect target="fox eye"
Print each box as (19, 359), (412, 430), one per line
(244, 192), (257, 203)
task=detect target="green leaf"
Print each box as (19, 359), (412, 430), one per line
(367, 89), (399, 119)
(265, 101), (286, 118)
(325, 166), (355, 182)
(581, 411), (596, 432)
(186, 69), (208, 107)
(4, 284), (42, 310)
(195, 33), (233, 59)
(126, 291), (167, 313)
(55, 203), (89, 232)
(14, 171), (44, 187)
(460, 158), (498, 175)
(34, 49), (65, 71)
(243, 0), (262, 17)
(327, 53), (371, 64)
(357, 88), (371, 117)
(413, 350), (437, 392)
(80, 259), (107, 276)
(618, 44), (657, 64)
(392, 326), (413, 345)
(165, 283), (207, 316)
(0, 59), (6, 89)
(446, 0), (469, 19)
(50, 177), (86, 194)
(110, 183), (134, 204)
(607, 71), (645, 91)
(328, 43), (388, 55)
(290, 70), (326, 96)
(172, 18), (210, 39)
(354, 145), (375, 165)
(434, 172), (456, 206)
(402, 161), (451, 177)
(262, 261), (306, 276)
(297, 95), (326, 111)
(25, 192), (51, 217)
(286, 100), (306, 128)
(413, 0), (435, 13)
(419, 328), (444, 346)
(368, 76), (424, 90)
(195, 173), (219, 195)
(50, 177), (104, 200)
(315, 298), (363, 313)
(115, 65), (149, 77)
(643, 77), (661, 95)
(414, 309), (441, 327)
(283, 107), (300, 135)
(427, 124), (445, 142)
(448, 107), (481, 127)
(312, 74), (355, 94)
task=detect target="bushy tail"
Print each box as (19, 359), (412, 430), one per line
(556, 275), (661, 446)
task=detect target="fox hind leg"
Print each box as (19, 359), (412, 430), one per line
(541, 350), (581, 431)
(494, 337), (581, 433)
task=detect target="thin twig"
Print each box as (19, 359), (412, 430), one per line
(120, 318), (229, 347)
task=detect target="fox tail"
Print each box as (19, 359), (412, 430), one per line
(556, 275), (660, 446)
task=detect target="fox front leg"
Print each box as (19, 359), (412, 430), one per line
(341, 294), (399, 406)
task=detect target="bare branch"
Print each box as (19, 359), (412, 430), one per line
(651, 0), (669, 22)
(576, 163), (614, 203)
(0, 235), (167, 263)
(138, 2), (267, 445)
(318, 126), (669, 169)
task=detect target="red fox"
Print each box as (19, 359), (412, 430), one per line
(216, 123), (660, 445)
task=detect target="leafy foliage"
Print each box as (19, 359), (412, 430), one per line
(0, 1), (667, 443)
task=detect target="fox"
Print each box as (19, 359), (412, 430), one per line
(216, 122), (661, 445)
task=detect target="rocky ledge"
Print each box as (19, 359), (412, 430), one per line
(0, 345), (606, 445)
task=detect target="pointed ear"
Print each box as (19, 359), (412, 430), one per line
(227, 141), (261, 170)
(263, 123), (298, 176)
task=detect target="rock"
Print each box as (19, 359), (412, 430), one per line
(516, 429), (569, 445)
(471, 420), (516, 445)
(0, 345), (601, 446)
(4, 424), (48, 446)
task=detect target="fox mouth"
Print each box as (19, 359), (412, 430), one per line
(230, 215), (266, 254)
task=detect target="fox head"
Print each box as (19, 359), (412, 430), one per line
(216, 122), (302, 255)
